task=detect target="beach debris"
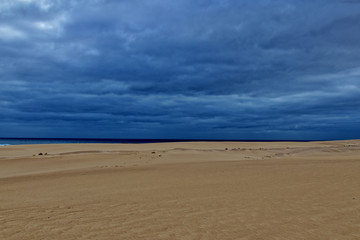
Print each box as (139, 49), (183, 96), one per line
(225, 148), (228, 150)
(152, 151), (156, 154)
(38, 152), (43, 156)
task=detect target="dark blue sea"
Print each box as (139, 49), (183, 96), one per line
(0, 138), (313, 146)
(0, 138), (192, 146)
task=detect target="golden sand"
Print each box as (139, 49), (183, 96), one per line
(1, 140), (360, 239)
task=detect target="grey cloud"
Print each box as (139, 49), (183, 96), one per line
(1, 0), (360, 139)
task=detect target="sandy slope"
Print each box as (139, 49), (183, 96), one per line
(1, 140), (360, 239)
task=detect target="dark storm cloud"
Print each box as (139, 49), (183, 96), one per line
(1, 0), (360, 139)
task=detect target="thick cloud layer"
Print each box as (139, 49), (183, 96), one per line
(1, 0), (360, 139)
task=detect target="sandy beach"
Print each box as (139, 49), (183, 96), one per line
(1, 140), (360, 239)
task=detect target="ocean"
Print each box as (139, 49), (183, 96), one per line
(0, 138), (197, 146)
(0, 138), (314, 146)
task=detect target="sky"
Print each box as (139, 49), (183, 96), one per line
(1, 0), (360, 140)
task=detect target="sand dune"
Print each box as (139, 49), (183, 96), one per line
(1, 140), (360, 239)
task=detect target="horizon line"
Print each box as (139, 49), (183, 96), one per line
(1, 137), (357, 142)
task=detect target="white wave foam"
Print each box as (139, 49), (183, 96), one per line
(0, 144), (10, 146)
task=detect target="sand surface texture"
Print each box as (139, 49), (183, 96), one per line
(1, 140), (360, 239)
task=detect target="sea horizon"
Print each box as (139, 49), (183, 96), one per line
(0, 137), (341, 146)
